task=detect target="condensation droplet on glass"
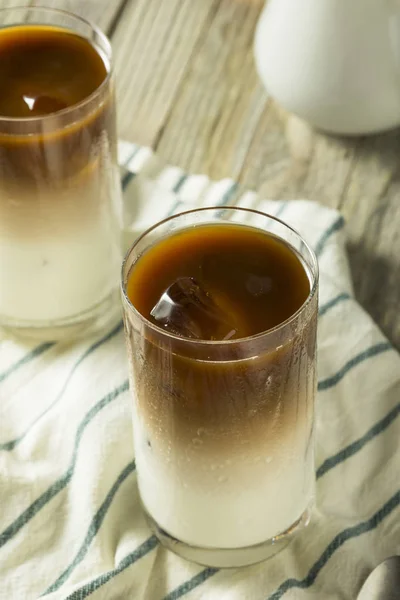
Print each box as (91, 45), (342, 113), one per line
(218, 475), (228, 483)
(192, 438), (203, 446)
(265, 456), (272, 464)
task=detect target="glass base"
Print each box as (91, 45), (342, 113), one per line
(0, 288), (121, 342)
(143, 503), (312, 568)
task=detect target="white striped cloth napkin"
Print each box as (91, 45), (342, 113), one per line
(0, 141), (399, 600)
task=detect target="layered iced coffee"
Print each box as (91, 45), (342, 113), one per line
(0, 9), (122, 338)
(122, 208), (318, 567)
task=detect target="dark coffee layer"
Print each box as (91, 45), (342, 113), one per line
(0, 26), (106, 118)
(127, 224), (310, 339)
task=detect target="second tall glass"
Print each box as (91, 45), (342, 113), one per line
(0, 8), (122, 340)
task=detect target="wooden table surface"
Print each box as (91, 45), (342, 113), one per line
(8, 0), (400, 349)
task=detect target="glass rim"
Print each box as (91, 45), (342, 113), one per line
(0, 6), (112, 125)
(121, 206), (319, 348)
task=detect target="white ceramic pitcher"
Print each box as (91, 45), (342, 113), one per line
(254, 0), (400, 135)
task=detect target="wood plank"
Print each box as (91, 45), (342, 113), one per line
(341, 132), (400, 348)
(0, 0), (32, 8)
(237, 105), (361, 207)
(111, 0), (222, 146)
(29, 0), (126, 34)
(0, 0), (33, 22)
(155, 0), (267, 180)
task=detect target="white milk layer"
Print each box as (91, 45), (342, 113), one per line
(0, 176), (122, 324)
(0, 223), (120, 323)
(134, 417), (314, 549)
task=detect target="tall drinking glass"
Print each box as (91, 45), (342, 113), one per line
(0, 8), (122, 340)
(121, 207), (318, 567)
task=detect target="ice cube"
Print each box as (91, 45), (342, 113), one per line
(150, 277), (245, 340)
